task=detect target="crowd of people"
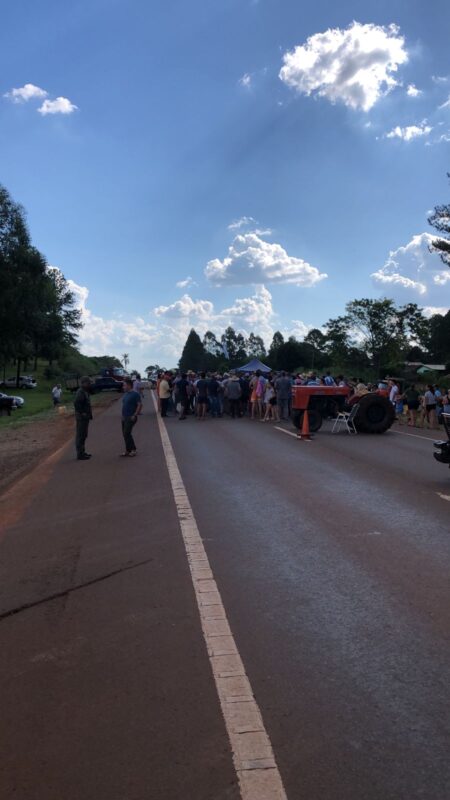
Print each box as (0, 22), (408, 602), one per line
(387, 380), (450, 428)
(156, 369), (450, 428)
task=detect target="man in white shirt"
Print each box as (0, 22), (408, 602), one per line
(389, 380), (399, 405)
(52, 384), (62, 407)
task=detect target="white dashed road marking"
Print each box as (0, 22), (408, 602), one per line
(152, 395), (288, 800)
(437, 493), (450, 502)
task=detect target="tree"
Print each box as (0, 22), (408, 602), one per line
(220, 326), (247, 365)
(246, 333), (266, 359)
(0, 185), (32, 371)
(203, 331), (222, 357)
(36, 268), (82, 367)
(304, 328), (327, 369)
(145, 364), (161, 376)
(275, 337), (309, 373)
(179, 328), (206, 372)
(428, 172), (450, 267)
(0, 184), (83, 382)
(267, 331), (285, 368)
(323, 315), (352, 365)
(425, 311), (450, 364)
(344, 298), (427, 374)
(122, 353), (130, 369)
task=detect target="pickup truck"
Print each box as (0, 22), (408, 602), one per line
(65, 375), (123, 394)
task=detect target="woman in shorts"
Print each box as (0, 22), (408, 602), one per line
(263, 381), (278, 422)
(423, 384), (438, 428)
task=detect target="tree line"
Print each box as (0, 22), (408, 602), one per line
(0, 183), (86, 383)
(179, 174), (449, 376)
(178, 297), (450, 377)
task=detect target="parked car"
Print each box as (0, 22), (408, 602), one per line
(3, 375), (37, 389)
(0, 391), (25, 408)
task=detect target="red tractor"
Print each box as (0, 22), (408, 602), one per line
(291, 385), (395, 434)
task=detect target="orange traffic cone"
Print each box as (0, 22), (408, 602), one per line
(298, 409), (312, 440)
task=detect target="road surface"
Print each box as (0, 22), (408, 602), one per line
(1, 398), (449, 800)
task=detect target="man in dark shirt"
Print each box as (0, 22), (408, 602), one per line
(196, 372), (208, 420)
(207, 374), (220, 417)
(177, 373), (190, 420)
(121, 378), (142, 457)
(74, 377), (93, 460)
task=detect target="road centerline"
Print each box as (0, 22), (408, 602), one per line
(151, 395), (287, 800)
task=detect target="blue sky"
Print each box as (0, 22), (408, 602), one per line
(1, 0), (449, 369)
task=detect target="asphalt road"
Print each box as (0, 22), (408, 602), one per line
(1, 399), (449, 799)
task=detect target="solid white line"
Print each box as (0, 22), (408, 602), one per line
(388, 429), (438, 442)
(274, 426), (298, 439)
(151, 395), (287, 800)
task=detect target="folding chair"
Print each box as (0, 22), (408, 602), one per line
(332, 402), (360, 434)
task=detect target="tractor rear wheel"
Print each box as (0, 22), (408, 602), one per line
(355, 393), (395, 433)
(292, 408), (323, 432)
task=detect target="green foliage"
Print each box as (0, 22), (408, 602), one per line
(59, 346), (122, 376)
(179, 329), (207, 372)
(0, 184), (82, 384)
(324, 299), (428, 375)
(220, 326), (247, 365)
(424, 311), (450, 364)
(246, 332), (266, 359)
(428, 172), (450, 267)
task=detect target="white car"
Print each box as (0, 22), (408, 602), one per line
(3, 376), (37, 389)
(0, 391), (25, 408)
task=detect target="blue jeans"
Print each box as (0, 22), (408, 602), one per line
(278, 398), (289, 420)
(209, 396), (220, 416)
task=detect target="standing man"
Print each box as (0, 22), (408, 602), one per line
(74, 377), (93, 461)
(52, 383), (63, 407)
(158, 372), (171, 417)
(196, 372), (208, 420)
(225, 372), (242, 418)
(275, 371), (292, 421)
(121, 377), (142, 457)
(178, 373), (190, 420)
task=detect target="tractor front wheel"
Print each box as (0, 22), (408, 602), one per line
(292, 408), (323, 433)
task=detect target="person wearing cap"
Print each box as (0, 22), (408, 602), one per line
(74, 377), (93, 460)
(225, 371), (242, 418)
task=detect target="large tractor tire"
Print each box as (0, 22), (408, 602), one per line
(354, 393), (395, 434)
(292, 408), (323, 433)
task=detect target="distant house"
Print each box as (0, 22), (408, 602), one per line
(405, 362), (446, 374)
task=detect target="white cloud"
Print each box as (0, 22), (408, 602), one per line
(68, 279), (158, 355)
(153, 294), (214, 320)
(205, 232), (327, 287)
(432, 75), (449, 84)
(406, 83), (422, 97)
(38, 96), (77, 115)
(288, 319), (312, 339)
(239, 73), (252, 89)
(4, 83), (48, 103)
(385, 119), (432, 140)
(279, 21), (408, 111)
(439, 95), (450, 109)
(371, 232), (450, 309)
(175, 276), (196, 289)
(228, 216), (257, 231)
(423, 306), (449, 318)
(219, 286), (276, 343)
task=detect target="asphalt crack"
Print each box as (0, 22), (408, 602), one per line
(0, 557), (154, 622)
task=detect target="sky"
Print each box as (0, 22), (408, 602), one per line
(1, 0), (450, 371)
